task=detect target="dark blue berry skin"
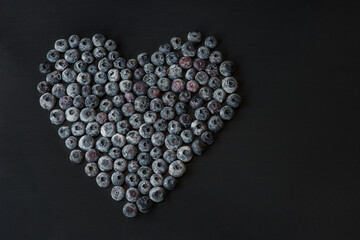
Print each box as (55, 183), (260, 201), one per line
(168, 120), (182, 134)
(59, 96), (73, 110)
(122, 103), (135, 117)
(133, 68), (145, 80)
(163, 149), (176, 163)
(79, 107), (96, 123)
(111, 186), (125, 201)
(150, 147), (163, 160)
(126, 187), (140, 202)
(64, 49), (80, 63)
(69, 149), (83, 164)
(137, 53), (150, 66)
(165, 134), (182, 151)
(209, 51), (223, 64)
(187, 31), (202, 43)
(174, 102), (187, 115)
(125, 173), (140, 188)
(191, 120), (206, 136)
(105, 82), (119, 96)
(138, 139), (153, 152)
(162, 92), (176, 107)
(151, 132), (165, 147)
(79, 38), (93, 52)
(92, 33), (106, 47)
(68, 35), (80, 48)
(78, 135), (95, 151)
(85, 148), (99, 162)
(98, 58), (112, 72)
(167, 64), (183, 80)
(222, 76), (238, 93)
(123, 202), (138, 218)
(198, 86), (213, 101)
(170, 37), (182, 50)
(122, 144), (137, 160)
(65, 107), (80, 122)
(47, 49), (60, 63)
(186, 80), (200, 93)
(108, 108), (123, 122)
(108, 51), (120, 61)
(129, 113), (144, 129)
(143, 63), (155, 73)
(207, 100), (222, 114)
(149, 187), (165, 203)
(143, 73), (158, 87)
(157, 78), (171, 91)
(193, 59), (206, 71)
(126, 130), (141, 145)
(160, 107), (175, 120)
(94, 71), (107, 84)
(50, 109), (65, 125)
(87, 65), (97, 76)
(213, 89), (227, 103)
(37, 81), (50, 94)
(95, 112), (108, 125)
(201, 131), (215, 145)
(46, 71), (62, 85)
(151, 51), (165, 66)
(114, 57), (126, 70)
(71, 121), (85, 137)
(147, 86), (160, 99)
(116, 120), (130, 135)
(39, 62), (51, 75)
(163, 176), (177, 191)
(104, 39), (117, 51)
(111, 133), (126, 148)
(191, 139), (207, 156)
(181, 42), (196, 57)
(220, 106), (235, 120)
(197, 46), (210, 59)
(136, 196), (153, 213)
(159, 43), (172, 54)
(108, 69), (120, 82)
(119, 80), (132, 93)
(54, 39), (69, 52)
(208, 77), (222, 90)
(150, 174), (163, 187)
(101, 122), (116, 137)
(65, 136), (77, 150)
(84, 162), (99, 177)
(96, 172), (111, 188)
(126, 59), (138, 70)
(112, 95), (125, 108)
(55, 59), (69, 72)
(204, 36), (218, 49)
(109, 147), (121, 159)
(171, 79), (185, 93)
(39, 93), (56, 110)
(74, 60), (88, 73)
(138, 180), (152, 195)
(137, 166), (152, 180)
(153, 119), (168, 132)
(169, 160), (186, 177)
(194, 107), (210, 121)
(166, 52), (179, 65)
(80, 51), (94, 65)
(125, 92), (135, 103)
(86, 122), (100, 137)
(226, 93), (242, 108)
(220, 61), (235, 77)
(114, 158), (127, 172)
(96, 136), (111, 153)
(185, 68), (197, 80)
(150, 98), (164, 112)
(111, 172), (125, 186)
(205, 63), (219, 77)
(190, 96), (204, 110)
(133, 81), (148, 96)
(155, 66), (167, 78)
(179, 56), (193, 69)
(134, 96), (150, 113)
(139, 124), (154, 139)
(152, 159), (168, 174)
(180, 129), (194, 144)
(179, 91), (192, 103)
(208, 115), (224, 133)
(137, 152), (151, 166)
(179, 114), (192, 128)
(98, 156), (113, 172)
(85, 95), (99, 108)
(99, 99), (113, 113)
(58, 126), (71, 139)
(120, 69), (132, 80)
(76, 72), (91, 85)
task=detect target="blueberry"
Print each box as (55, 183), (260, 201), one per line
(39, 62), (51, 75)
(84, 163), (99, 177)
(124, 92), (135, 103)
(128, 161), (140, 173)
(39, 93), (56, 110)
(86, 122), (100, 137)
(165, 134), (182, 151)
(69, 149), (83, 164)
(101, 122), (116, 138)
(84, 95), (99, 108)
(209, 51), (223, 64)
(179, 56), (193, 69)
(65, 107), (80, 122)
(150, 173), (163, 187)
(152, 159), (168, 174)
(186, 80), (200, 93)
(87, 64), (97, 74)
(157, 78), (171, 91)
(208, 115), (224, 133)
(147, 86), (160, 99)
(65, 136), (77, 150)
(138, 139), (153, 152)
(125, 174), (140, 188)
(197, 46), (210, 59)
(47, 49), (60, 63)
(92, 33), (106, 47)
(121, 103), (135, 117)
(112, 95), (125, 108)
(94, 71), (108, 84)
(68, 35), (80, 48)
(204, 36), (217, 49)
(54, 39), (69, 52)
(79, 108), (95, 123)
(160, 107), (175, 120)
(51, 84), (66, 98)
(109, 147), (121, 159)
(180, 129), (194, 144)
(85, 149), (99, 162)
(122, 144), (137, 160)
(136, 196), (153, 213)
(50, 109), (65, 125)
(143, 73), (157, 86)
(73, 95), (85, 108)
(192, 139), (207, 156)
(193, 59), (206, 71)
(137, 152), (151, 166)
(163, 176), (177, 191)
(114, 57), (126, 69)
(133, 81), (148, 96)
(78, 135), (94, 151)
(99, 99), (113, 113)
(179, 114), (192, 128)
(222, 76), (238, 93)
(168, 120), (182, 134)
(179, 91), (192, 103)
(220, 105), (234, 120)
(162, 92), (176, 107)
(127, 58), (138, 70)
(126, 130), (141, 145)
(95, 136), (111, 152)
(79, 38), (93, 52)
(220, 61), (235, 77)
(149, 187), (165, 203)
(123, 202), (138, 218)
(151, 132), (165, 147)
(138, 180), (152, 195)
(98, 156), (113, 172)
(104, 39), (117, 51)
(185, 68), (197, 80)
(174, 102), (187, 116)
(134, 68), (145, 80)
(55, 59), (69, 72)
(163, 150), (176, 164)
(191, 120), (206, 136)
(74, 60), (88, 73)
(46, 71), (61, 85)
(92, 84), (105, 97)
(205, 63), (219, 77)
(114, 158), (127, 172)
(58, 126), (71, 139)
(171, 79), (185, 93)
(213, 88), (227, 103)
(64, 49), (80, 63)
(189, 96), (204, 110)
(134, 96), (150, 113)
(198, 86), (213, 101)
(181, 41), (196, 57)
(226, 93), (242, 108)
(208, 77), (222, 90)
(71, 121), (85, 137)
(81, 51), (94, 64)
(111, 186), (125, 201)
(96, 172), (111, 188)
(177, 146), (193, 162)
(151, 51), (165, 66)
(153, 119), (168, 132)
(108, 109), (122, 123)
(150, 147), (163, 160)
(111, 172), (125, 186)
(194, 71), (209, 86)
(201, 131), (215, 145)
(37, 81), (50, 94)
(143, 63), (155, 73)
(116, 120), (130, 135)
(167, 64), (183, 80)
(194, 107), (210, 121)
(139, 124), (154, 139)
(155, 65), (167, 78)
(119, 80), (133, 93)
(170, 37), (182, 50)
(95, 112), (108, 125)
(137, 166), (152, 180)
(137, 53), (150, 66)
(98, 58), (112, 72)
(108, 51), (120, 61)
(129, 113), (144, 129)
(150, 98), (164, 112)
(107, 69), (120, 82)
(166, 52), (179, 65)
(207, 99), (222, 115)
(187, 31), (202, 43)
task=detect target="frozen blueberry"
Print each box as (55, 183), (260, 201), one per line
(71, 122), (85, 137)
(160, 107), (175, 120)
(179, 114), (192, 128)
(208, 115), (224, 133)
(187, 31), (202, 43)
(165, 134), (182, 151)
(98, 58), (112, 72)
(85, 149), (99, 162)
(64, 49), (80, 64)
(69, 149), (83, 164)
(128, 114), (144, 130)
(54, 39), (69, 52)
(180, 129), (194, 144)
(138, 139), (153, 152)
(201, 131), (215, 145)
(111, 172), (125, 186)
(127, 58), (138, 70)
(79, 38), (93, 52)
(126, 130), (141, 145)
(222, 76), (238, 93)
(137, 152), (151, 166)
(198, 87), (213, 101)
(168, 120), (182, 134)
(190, 96), (204, 110)
(174, 102), (187, 116)
(150, 173), (163, 187)
(204, 36), (217, 49)
(186, 80), (200, 93)
(209, 51), (223, 64)
(68, 35), (80, 48)
(191, 120), (206, 136)
(163, 149), (176, 164)
(170, 37), (182, 50)
(96, 136), (111, 152)
(86, 122), (100, 137)
(133, 81), (147, 96)
(226, 93), (242, 108)
(101, 122), (116, 138)
(213, 88), (227, 103)
(138, 180), (152, 195)
(79, 108), (95, 123)
(127, 160), (140, 173)
(220, 61), (235, 77)
(194, 107), (210, 121)
(116, 120), (130, 135)
(121, 103), (135, 117)
(49, 109), (65, 125)
(137, 166), (152, 180)
(94, 71), (107, 84)
(65, 136), (77, 150)
(92, 84), (105, 97)
(98, 156), (113, 172)
(139, 124), (154, 139)
(149, 187), (165, 203)
(179, 91), (192, 103)
(163, 176), (177, 191)
(119, 80), (132, 94)
(99, 99), (113, 113)
(65, 107), (79, 122)
(39, 62), (51, 75)
(46, 71), (61, 85)
(153, 119), (168, 132)
(73, 60), (87, 73)
(111, 186), (125, 201)
(192, 139), (206, 156)
(137, 53), (150, 66)
(108, 109), (122, 123)
(136, 196), (153, 214)
(150, 98), (164, 112)
(179, 56), (193, 69)
(104, 39), (117, 51)
(96, 172), (111, 188)
(205, 63), (219, 77)
(55, 59), (69, 72)
(167, 64), (183, 80)
(114, 158), (127, 172)
(78, 135), (94, 151)
(51, 84), (66, 98)
(125, 173), (140, 187)
(104, 82), (119, 97)
(87, 64), (97, 76)
(84, 163), (99, 177)
(122, 144), (137, 160)
(185, 68), (197, 81)
(120, 68), (132, 80)
(112, 95), (125, 108)
(197, 46), (210, 59)
(39, 93), (56, 110)
(177, 146), (193, 162)
(151, 132), (165, 147)
(208, 77), (221, 90)
(46, 49), (60, 63)
(157, 78), (171, 92)
(171, 79), (185, 93)
(81, 51), (94, 64)
(95, 112), (108, 125)
(194, 72), (208, 86)
(152, 159), (168, 174)
(108, 51), (120, 61)
(73, 95), (85, 108)
(141, 73), (156, 87)
(107, 69), (120, 82)
(143, 63), (155, 73)
(124, 92), (135, 103)
(109, 147), (121, 159)
(155, 65), (167, 78)
(147, 86), (160, 99)
(162, 92), (176, 107)
(150, 147), (163, 160)
(166, 52), (179, 65)
(92, 33), (106, 47)
(207, 100), (222, 114)
(123, 202), (138, 218)
(159, 43), (171, 54)
(151, 51), (165, 66)
(58, 126), (71, 139)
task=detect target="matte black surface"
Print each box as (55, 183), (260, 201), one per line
(1, 0), (360, 239)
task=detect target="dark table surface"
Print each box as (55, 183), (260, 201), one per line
(1, 0), (360, 239)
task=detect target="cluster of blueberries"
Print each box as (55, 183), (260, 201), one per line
(37, 31), (241, 218)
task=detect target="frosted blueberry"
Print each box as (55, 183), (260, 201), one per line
(123, 202), (138, 218)
(209, 51), (223, 64)
(138, 180), (152, 195)
(111, 172), (125, 186)
(219, 61), (235, 77)
(167, 64), (183, 80)
(165, 134), (182, 151)
(58, 126), (71, 139)
(126, 130), (141, 145)
(49, 109), (65, 125)
(47, 49), (60, 63)
(85, 149), (99, 162)
(111, 186), (125, 201)
(222, 76), (238, 93)
(226, 93), (242, 108)
(150, 174), (163, 187)
(98, 156), (113, 172)
(125, 173), (140, 187)
(39, 93), (56, 110)
(69, 149), (83, 164)
(79, 108), (96, 123)
(204, 36), (217, 49)
(68, 35), (80, 48)
(163, 176), (177, 191)
(79, 38), (93, 52)
(136, 196), (153, 213)
(78, 135), (94, 151)
(86, 122), (100, 137)
(92, 33), (106, 47)
(65, 107), (80, 122)
(201, 131), (215, 145)
(177, 146), (193, 163)
(168, 120), (182, 134)
(116, 120), (130, 135)
(181, 42), (196, 57)
(96, 172), (111, 188)
(65, 136), (77, 150)
(208, 115), (224, 133)
(71, 122), (85, 137)
(84, 163), (99, 177)
(95, 137), (111, 153)
(122, 144), (137, 160)
(114, 158), (127, 172)
(54, 39), (69, 52)
(149, 187), (165, 203)
(138, 139), (153, 152)
(180, 129), (194, 144)
(137, 166), (152, 180)
(169, 160), (186, 177)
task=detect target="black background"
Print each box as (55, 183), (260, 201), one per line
(1, 0), (360, 239)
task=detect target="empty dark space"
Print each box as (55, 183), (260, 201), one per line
(0, 0), (359, 239)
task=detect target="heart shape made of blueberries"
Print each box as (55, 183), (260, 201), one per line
(37, 31), (242, 218)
